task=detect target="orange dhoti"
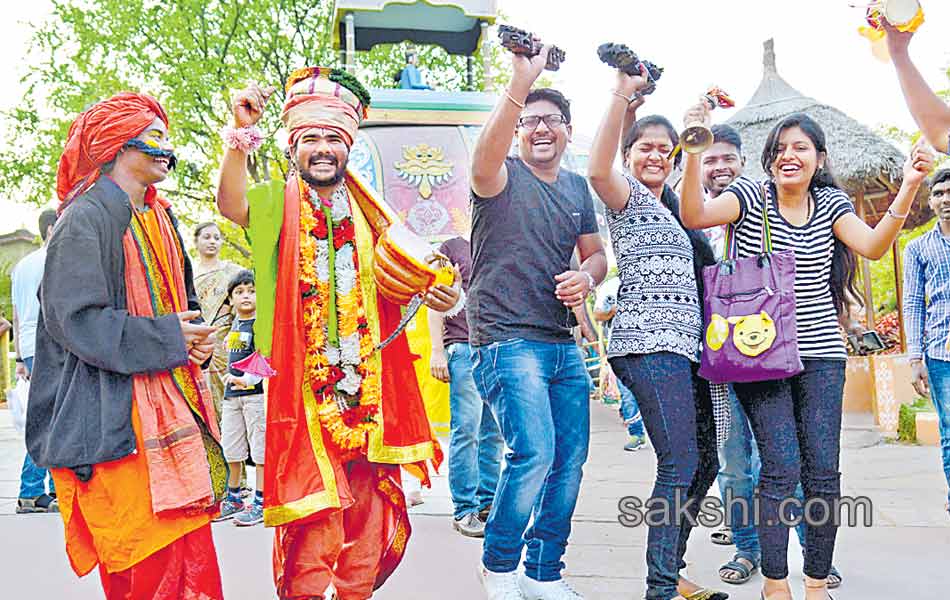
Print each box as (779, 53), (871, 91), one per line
(273, 458), (407, 600)
(50, 405), (222, 600)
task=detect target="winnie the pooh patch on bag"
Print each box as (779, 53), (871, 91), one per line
(706, 311), (777, 357)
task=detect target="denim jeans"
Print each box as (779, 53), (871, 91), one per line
(618, 378), (646, 437)
(610, 353), (719, 600)
(717, 384), (762, 560)
(733, 359), (845, 581)
(447, 342), (504, 520)
(472, 339), (591, 582)
(925, 357), (950, 505)
(19, 357), (55, 498)
(718, 387), (809, 562)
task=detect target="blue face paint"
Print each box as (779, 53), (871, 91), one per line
(123, 138), (178, 170)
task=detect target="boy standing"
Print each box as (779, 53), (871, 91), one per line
(217, 270), (266, 526)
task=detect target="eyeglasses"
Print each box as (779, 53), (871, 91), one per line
(518, 114), (567, 130)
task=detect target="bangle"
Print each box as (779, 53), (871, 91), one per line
(582, 271), (596, 295)
(504, 89), (525, 109)
(886, 207), (909, 219)
(611, 90), (634, 104)
(221, 125), (264, 153)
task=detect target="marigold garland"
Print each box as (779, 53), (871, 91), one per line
(297, 177), (380, 453)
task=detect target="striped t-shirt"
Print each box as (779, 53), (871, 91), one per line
(727, 176), (854, 360)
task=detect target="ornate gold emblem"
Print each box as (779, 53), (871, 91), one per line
(394, 143), (454, 199)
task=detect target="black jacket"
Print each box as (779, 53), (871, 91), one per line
(26, 177), (198, 474)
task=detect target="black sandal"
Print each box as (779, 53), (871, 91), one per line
(827, 566), (842, 589)
(719, 554), (759, 585)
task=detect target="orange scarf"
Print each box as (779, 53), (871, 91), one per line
(122, 199), (227, 513)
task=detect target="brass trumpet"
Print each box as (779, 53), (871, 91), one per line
(676, 87), (736, 158)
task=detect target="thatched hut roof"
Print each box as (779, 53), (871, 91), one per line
(726, 39), (932, 229)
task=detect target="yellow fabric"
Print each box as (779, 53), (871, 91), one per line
(406, 307), (450, 437)
(52, 386), (210, 576)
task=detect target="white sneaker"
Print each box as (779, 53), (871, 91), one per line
(479, 565), (525, 599)
(518, 573), (584, 600)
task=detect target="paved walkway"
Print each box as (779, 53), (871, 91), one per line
(0, 402), (947, 598)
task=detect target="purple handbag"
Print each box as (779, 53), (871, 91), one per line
(698, 183), (803, 384)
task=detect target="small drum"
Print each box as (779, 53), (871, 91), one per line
(374, 222), (454, 305)
(347, 169), (455, 306)
(866, 0), (924, 32)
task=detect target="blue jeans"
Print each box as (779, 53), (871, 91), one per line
(447, 343), (504, 519)
(619, 379), (646, 437)
(717, 384), (762, 559)
(733, 360), (845, 581)
(718, 386), (812, 563)
(611, 353), (719, 600)
(473, 339), (591, 582)
(19, 357), (55, 498)
(925, 357), (950, 505)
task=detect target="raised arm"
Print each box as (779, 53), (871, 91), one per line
(470, 44), (551, 198)
(217, 84), (275, 228)
(588, 70), (650, 211)
(833, 140), (934, 260)
(885, 22), (950, 153)
(678, 99), (741, 229)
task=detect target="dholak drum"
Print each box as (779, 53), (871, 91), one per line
(374, 222), (454, 305)
(346, 168), (456, 306)
(866, 0), (924, 32)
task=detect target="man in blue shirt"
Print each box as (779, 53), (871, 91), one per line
(903, 168), (950, 517)
(12, 208), (58, 514)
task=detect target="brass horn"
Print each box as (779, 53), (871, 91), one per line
(677, 87), (736, 157)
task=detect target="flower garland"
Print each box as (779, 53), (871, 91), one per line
(298, 178), (380, 454)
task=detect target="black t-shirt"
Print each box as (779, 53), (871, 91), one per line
(439, 237), (473, 347)
(225, 317), (263, 397)
(468, 157), (598, 346)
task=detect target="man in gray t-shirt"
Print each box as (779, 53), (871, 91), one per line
(468, 45), (607, 600)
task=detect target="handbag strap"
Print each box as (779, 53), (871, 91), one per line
(757, 181), (774, 254)
(722, 180), (772, 261)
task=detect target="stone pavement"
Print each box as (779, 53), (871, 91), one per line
(0, 402), (947, 599)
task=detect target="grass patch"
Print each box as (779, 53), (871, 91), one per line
(897, 396), (936, 443)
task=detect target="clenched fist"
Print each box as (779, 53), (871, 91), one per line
(231, 83), (277, 128)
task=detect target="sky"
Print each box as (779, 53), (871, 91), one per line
(1, 0), (949, 233)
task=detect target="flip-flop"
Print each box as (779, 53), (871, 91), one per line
(719, 555), (759, 585)
(710, 525), (733, 546)
(682, 589), (729, 600)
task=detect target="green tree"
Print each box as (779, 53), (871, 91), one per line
(0, 0), (502, 260)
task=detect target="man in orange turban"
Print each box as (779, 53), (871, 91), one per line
(216, 68), (459, 600)
(27, 92), (226, 599)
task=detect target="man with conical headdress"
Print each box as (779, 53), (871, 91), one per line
(27, 93), (227, 599)
(217, 68), (459, 600)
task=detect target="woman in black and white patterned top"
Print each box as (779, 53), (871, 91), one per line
(589, 69), (721, 600)
(680, 109), (934, 600)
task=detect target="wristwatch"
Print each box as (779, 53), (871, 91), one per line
(14, 357), (23, 364)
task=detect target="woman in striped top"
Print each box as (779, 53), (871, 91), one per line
(680, 110), (934, 600)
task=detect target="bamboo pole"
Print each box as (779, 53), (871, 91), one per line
(892, 237), (907, 352)
(855, 189), (876, 329)
(0, 330), (9, 395)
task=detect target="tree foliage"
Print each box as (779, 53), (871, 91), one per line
(0, 0), (502, 260)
